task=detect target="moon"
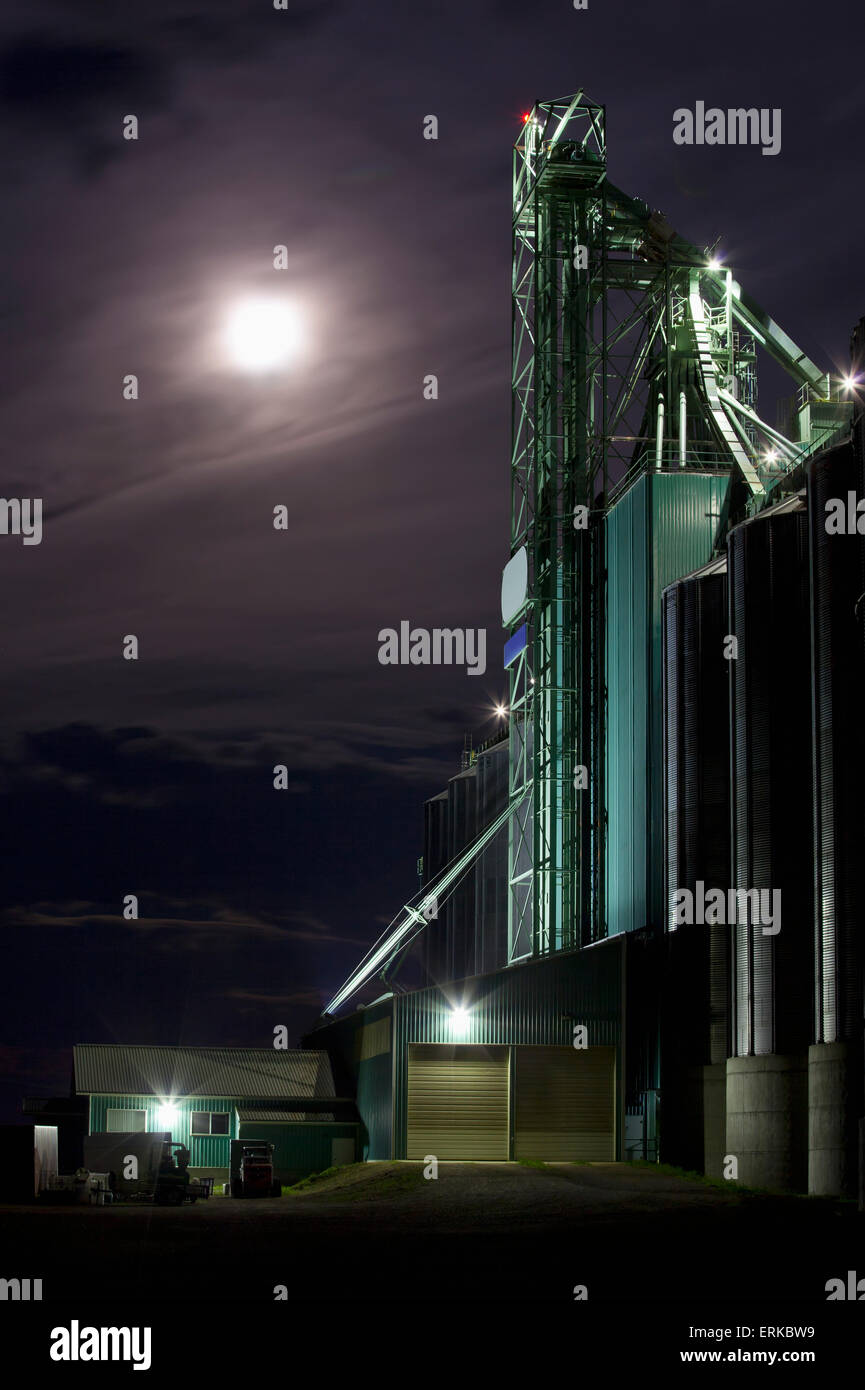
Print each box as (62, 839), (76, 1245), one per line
(224, 297), (304, 372)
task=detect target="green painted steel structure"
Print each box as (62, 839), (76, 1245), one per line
(356, 1054), (392, 1160)
(391, 942), (622, 1158)
(88, 1094), (236, 1170)
(88, 1092), (358, 1180)
(80, 1046), (341, 1177)
(319, 86), (850, 1069)
(305, 998), (393, 1159)
(308, 946), (623, 1160)
(237, 1122), (358, 1180)
(605, 471), (730, 936)
(505, 89), (848, 975)
(508, 94), (607, 965)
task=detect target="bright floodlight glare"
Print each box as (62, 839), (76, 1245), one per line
(451, 1007), (470, 1037)
(225, 298), (302, 371)
(495, 704), (508, 717)
(157, 1102), (179, 1127)
(842, 374), (859, 391)
(708, 257), (722, 271)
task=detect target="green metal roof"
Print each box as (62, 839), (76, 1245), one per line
(73, 1045), (335, 1099)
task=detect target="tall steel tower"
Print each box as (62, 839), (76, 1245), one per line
(323, 89), (849, 1018)
(505, 90), (845, 965)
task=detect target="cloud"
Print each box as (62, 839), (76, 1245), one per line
(0, 898), (359, 948)
(223, 986), (327, 1009)
(0, 38), (170, 117)
(0, 1044), (71, 1086)
(0, 1), (339, 173)
(0, 721), (457, 809)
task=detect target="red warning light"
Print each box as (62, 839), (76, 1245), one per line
(522, 112), (530, 123)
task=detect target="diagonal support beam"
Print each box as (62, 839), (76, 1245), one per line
(689, 271), (765, 495)
(717, 386), (800, 459)
(322, 788), (529, 1016)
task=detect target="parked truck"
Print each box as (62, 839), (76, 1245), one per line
(84, 1131), (170, 1198)
(230, 1140), (280, 1197)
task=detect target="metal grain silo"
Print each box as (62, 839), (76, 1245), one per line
(661, 558), (730, 1175)
(421, 736), (510, 986)
(473, 739), (509, 976)
(421, 791), (449, 983)
(726, 499), (812, 1192)
(806, 433), (865, 1195)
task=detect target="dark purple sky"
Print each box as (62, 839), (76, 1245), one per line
(1, 0), (862, 1116)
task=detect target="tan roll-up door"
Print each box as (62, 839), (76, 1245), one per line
(514, 1045), (616, 1161)
(406, 1044), (510, 1160)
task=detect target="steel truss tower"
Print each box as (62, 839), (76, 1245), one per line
(506, 90), (849, 966)
(322, 89), (851, 1019)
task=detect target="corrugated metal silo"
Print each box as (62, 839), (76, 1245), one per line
(660, 559), (730, 1174)
(806, 433), (865, 1195)
(421, 791), (449, 983)
(473, 740), (509, 975)
(728, 502), (813, 1058)
(726, 500), (812, 1190)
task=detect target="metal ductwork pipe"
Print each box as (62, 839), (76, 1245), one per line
(655, 395), (665, 471)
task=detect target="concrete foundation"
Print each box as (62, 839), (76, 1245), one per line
(726, 1053), (808, 1191)
(808, 1041), (858, 1197)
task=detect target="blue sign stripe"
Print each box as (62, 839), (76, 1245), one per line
(504, 623), (527, 669)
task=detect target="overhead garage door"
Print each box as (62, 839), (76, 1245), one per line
(406, 1044), (509, 1160)
(514, 1045), (616, 1161)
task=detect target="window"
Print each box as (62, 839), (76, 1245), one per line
(191, 1111), (229, 1136)
(106, 1109), (146, 1133)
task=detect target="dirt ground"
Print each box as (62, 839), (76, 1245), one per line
(1, 1160), (861, 1305)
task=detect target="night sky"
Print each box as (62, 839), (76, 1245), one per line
(2, 0), (862, 1119)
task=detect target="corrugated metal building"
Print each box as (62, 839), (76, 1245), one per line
(308, 423), (863, 1195)
(302, 1000), (393, 1159)
(75, 1045), (358, 1186)
(307, 942), (623, 1162)
(306, 474), (732, 1166)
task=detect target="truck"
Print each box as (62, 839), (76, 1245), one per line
(84, 1131), (170, 1198)
(230, 1140), (280, 1198)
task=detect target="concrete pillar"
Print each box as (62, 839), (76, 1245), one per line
(808, 1041), (857, 1196)
(726, 1053), (807, 1191)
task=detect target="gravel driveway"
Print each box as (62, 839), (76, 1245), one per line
(0, 1162), (857, 1304)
